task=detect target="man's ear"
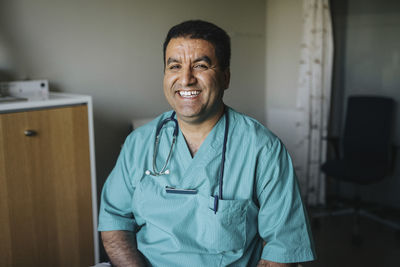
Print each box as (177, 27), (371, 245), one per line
(223, 68), (230, 90)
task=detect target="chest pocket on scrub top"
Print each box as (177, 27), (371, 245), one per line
(133, 176), (251, 254)
(196, 194), (250, 253)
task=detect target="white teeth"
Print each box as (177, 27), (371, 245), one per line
(179, 90), (200, 97)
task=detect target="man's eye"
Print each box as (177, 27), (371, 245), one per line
(194, 64), (208, 70)
(169, 65), (181, 70)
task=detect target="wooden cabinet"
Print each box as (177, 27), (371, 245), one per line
(0, 94), (98, 267)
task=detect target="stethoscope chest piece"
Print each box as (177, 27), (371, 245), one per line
(145, 169), (170, 176)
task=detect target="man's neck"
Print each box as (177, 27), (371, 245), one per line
(177, 106), (225, 157)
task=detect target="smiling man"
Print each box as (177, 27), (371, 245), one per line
(99, 20), (316, 267)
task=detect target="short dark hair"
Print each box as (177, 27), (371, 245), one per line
(163, 20), (231, 71)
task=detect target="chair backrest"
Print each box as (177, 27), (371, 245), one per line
(342, 96), (395, 167)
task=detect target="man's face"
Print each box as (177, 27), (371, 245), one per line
(163, 37), (230, 125)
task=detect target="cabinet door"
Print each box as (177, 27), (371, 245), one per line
(0, 105), (94, 267)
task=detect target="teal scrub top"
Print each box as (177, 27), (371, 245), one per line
(98, 107), (316, 266)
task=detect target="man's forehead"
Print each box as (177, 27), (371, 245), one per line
(166, 37), (216, 55)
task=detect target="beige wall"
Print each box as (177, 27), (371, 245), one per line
(264, 0), (302, 159)
(0, 0), (266, 192)
(265, 0), (302, 110)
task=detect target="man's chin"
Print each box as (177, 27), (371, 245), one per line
(176, 112), (201, 123)
(174, 107), (201, 118)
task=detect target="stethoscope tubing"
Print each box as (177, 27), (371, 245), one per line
(148, 112), (178, 176)
(219, 109), (229, 201)
(155, 114), (179, 137)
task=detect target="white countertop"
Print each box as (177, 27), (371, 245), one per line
(0, 92), (92, 113)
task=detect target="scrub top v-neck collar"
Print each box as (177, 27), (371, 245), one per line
(175, 112), (227, 175)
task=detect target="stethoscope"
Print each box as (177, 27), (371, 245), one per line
(145, 108), (229, 213)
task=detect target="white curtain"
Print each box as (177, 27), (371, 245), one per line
(296, 0), (333, 206)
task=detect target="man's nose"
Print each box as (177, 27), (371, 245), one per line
(180, 67), (197, 86)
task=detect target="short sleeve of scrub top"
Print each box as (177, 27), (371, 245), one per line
(256, 138), (315, 263)
(98, 135), (137, 232)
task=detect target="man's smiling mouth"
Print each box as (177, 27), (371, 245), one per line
(177, 90), (201, 98)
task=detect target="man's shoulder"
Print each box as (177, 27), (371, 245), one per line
(228, 107), (279, 146)
(125, 111), (173, 144)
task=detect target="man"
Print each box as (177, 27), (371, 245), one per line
(99, 20), (316, 266)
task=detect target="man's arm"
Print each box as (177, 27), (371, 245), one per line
(256, 140), (316, 264)
(101, 230), (146, 267)
(257, 259), (296, 267)
(257, 242), (296, 267)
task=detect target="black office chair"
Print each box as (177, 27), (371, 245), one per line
(315, 96), (399, 244)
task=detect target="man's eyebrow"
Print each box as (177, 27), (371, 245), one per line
(166, 56), (213, 65)
(193, 56), (212, 65)
(167, 58), (180, 65)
